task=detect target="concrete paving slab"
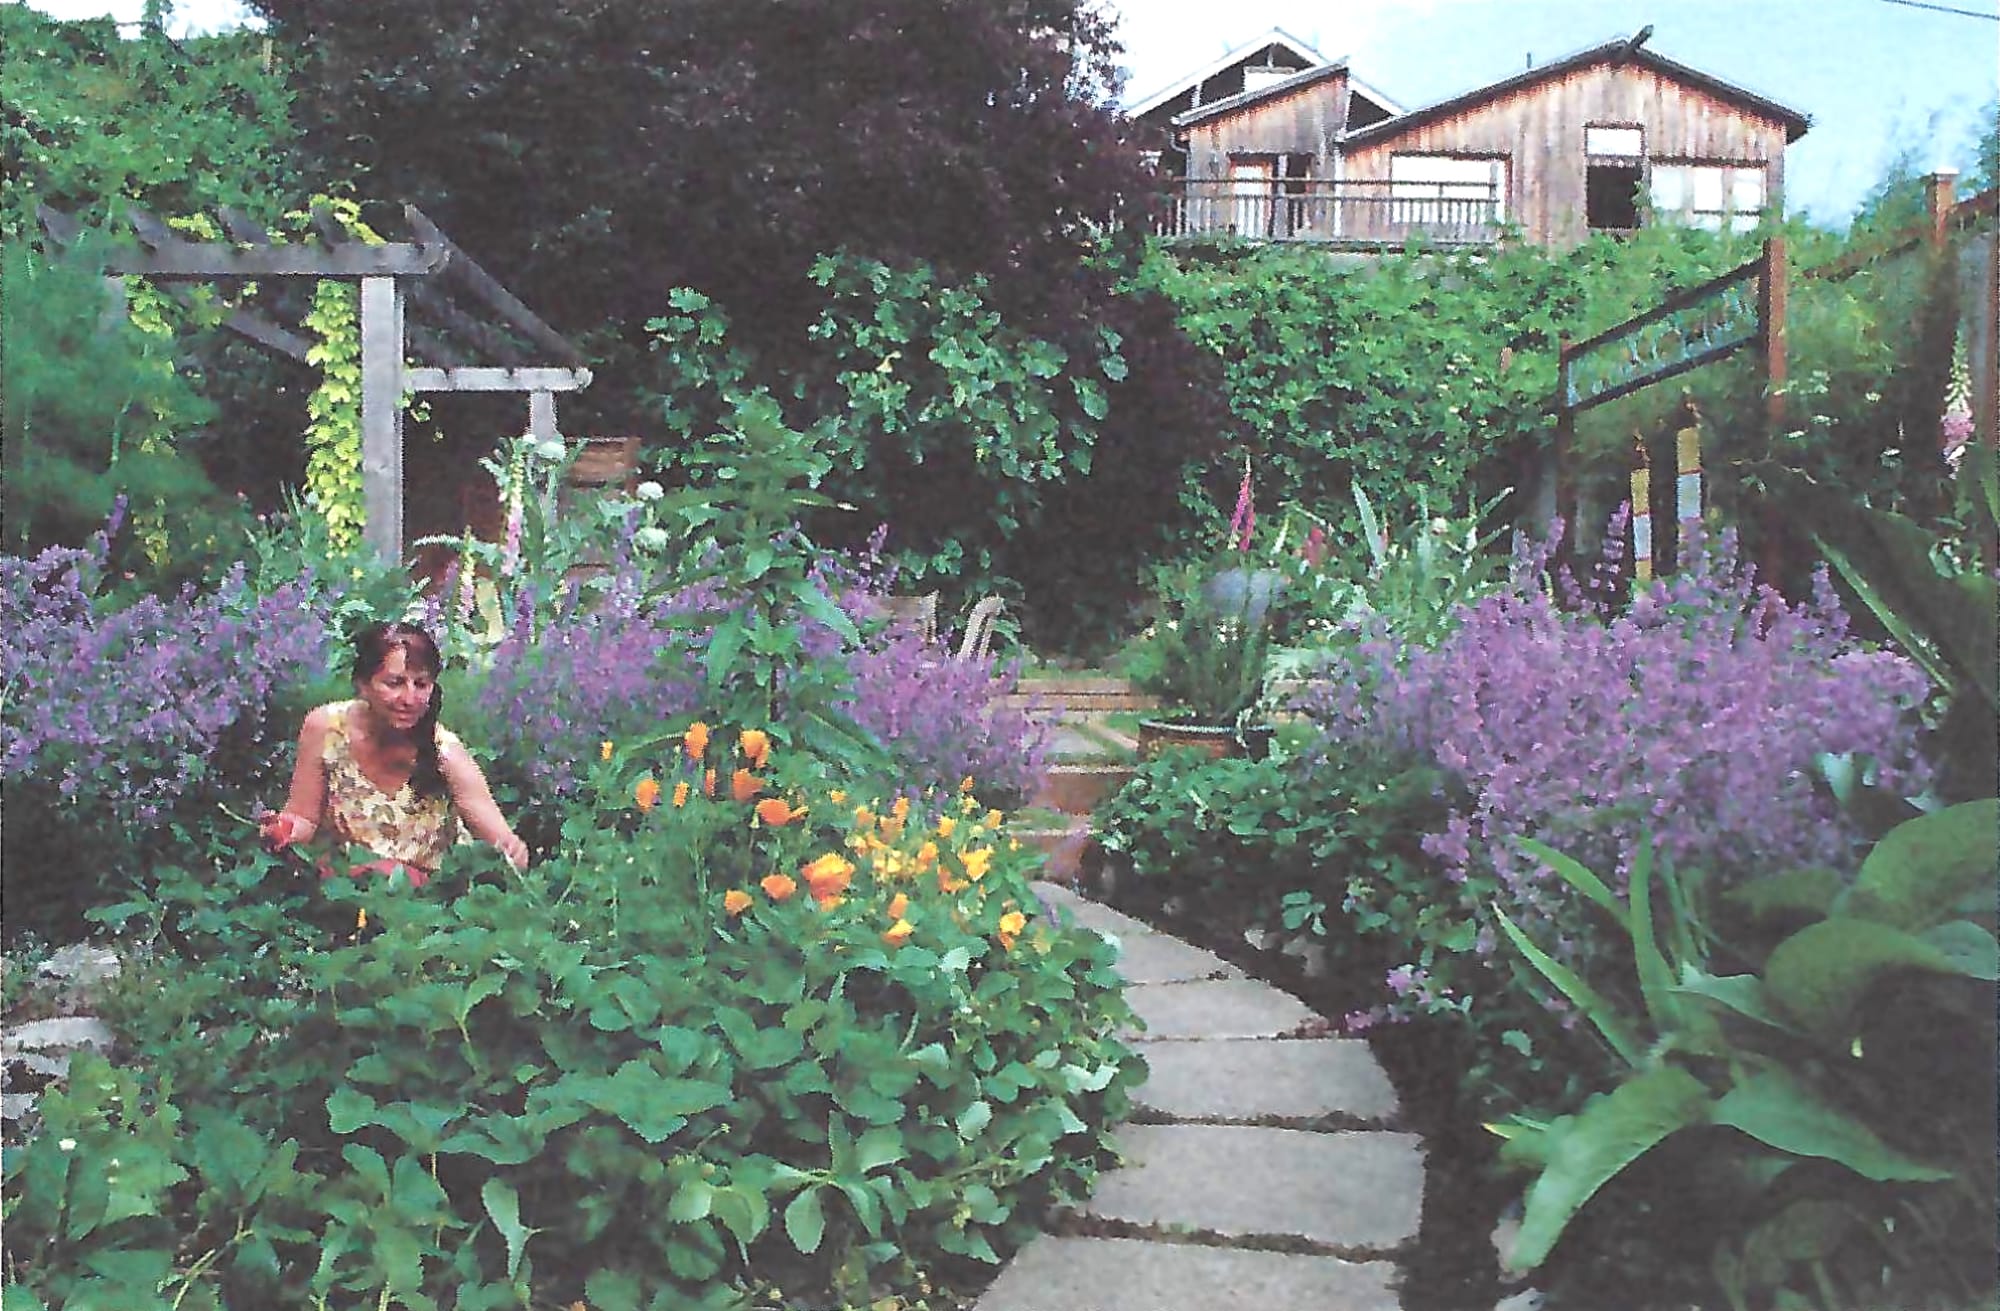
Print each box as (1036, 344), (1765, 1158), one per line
(1125, 979), (1319, 1040)
(1032, 891), (1161, 944)
(1084, 1124), (1425, 1252)
(1108, 932), (1242, 985)
(1135, 1038), (1399, 1124)
(976, 1235), (1401, 1311)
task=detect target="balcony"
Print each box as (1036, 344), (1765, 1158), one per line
(1156, 177), (1503, 247)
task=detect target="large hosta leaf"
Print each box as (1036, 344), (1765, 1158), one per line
(1838, 800), (2000, 933)
(1764, 917), (1980, 1042)
(1711, 1068), (1953, 1182)
(1508, 1065), (1712, 1271)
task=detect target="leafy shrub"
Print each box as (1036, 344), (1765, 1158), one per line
(8, 737), (1140, 1308)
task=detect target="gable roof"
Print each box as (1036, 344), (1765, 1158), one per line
(1338, 37), (1811, 148)
(1124, 27), (1327, 120)
(1172, 60), (1355, 128)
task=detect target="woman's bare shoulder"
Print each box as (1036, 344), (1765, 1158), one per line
(301, 700), (353, 738)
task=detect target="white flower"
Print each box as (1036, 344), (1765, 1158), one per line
(634, 526), (670, 552)
(634, 480), (665, 502)
(58, 1138), (77, 1152)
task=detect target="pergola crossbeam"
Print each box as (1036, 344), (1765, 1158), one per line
(406, 367), (593, 393)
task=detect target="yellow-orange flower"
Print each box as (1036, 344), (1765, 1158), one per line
(961, 847), (994, 882)
(854, 805), (875, 828)
(599, 740), (614, 762)
(757, 797), (803, 827)
(916, 841), (939, 869)
(936, 815), (957, 839)
(723, 889), (753, 917)
(937, 866), (969, 895)
(684, 721), (711, 762)
(829, 789), (847, 805)
(997, 910), (1027, 950)
(761, 873), (796, 902)
(634, 776), (662, 812)
(672, 780), (691, 808)
(882, 918), (914, 947)
(704, 768), (717, 798)
(731, 769), (763, 803)
(983, 808), (1003, 830)
(959, 776), (976, 793)
(892, 796), (911, 821)
(738, 728), (770, 768)
(887, 892), (910, 920)
(803, 852), (855, 904)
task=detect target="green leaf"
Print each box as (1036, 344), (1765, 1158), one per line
(326, 1086), (377, 1134)
(1725, 867), (1845, 922)
(480, 1178), (532, 1282)
(1671, 972), (1797, 1033)
(1839, 800), (2000, 932)
(1493, 906), (1644, 1067)
(1516, 837), (1623, 921)
(1764, 917), (1972, 1041)
(1712, 1068), (1954, 1182)
(1917, 920), (2000, 979)
(710, 1184), (769, 1248)
(784, 1185), (826, 1254)
(853, 1127), (906, 1174)
(956, 1099), (993, 1139)
(1508, 1066), (1712, 1271)
(669, 1179), (715, 1223)
(584, 1267), (644, 1311)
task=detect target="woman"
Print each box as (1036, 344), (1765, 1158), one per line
(261, 621), (528, 884)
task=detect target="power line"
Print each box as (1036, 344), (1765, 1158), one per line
(1875, 0), (2000, 20)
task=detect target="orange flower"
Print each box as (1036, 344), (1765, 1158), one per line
(634, 776), (662, 812)
(887, 892), (909, 920)
(983, 808), (1003, 830)
(738, 728), (770, 768)
(756, 797), (803, 827)
(704, 768), (718, 798)
(997, 910), (1027, 950)
(684, 721), (711, 762)
(599, 740), (614, 762)
(916, 841), (939, 869)
(731, 769), (763, 803)
(936, 815), (957, 839)
(959, 776), (976, 793)
(723, 889), (753, 917)
(829, 789), (847, 805)
(961, 847), (994, 882)
(892, 796), (911, 821)
(802, 852), (855, 904)
(937, 866), (968, 895)
(882, 918), (914, 947)
(672, 780), (691, 808)
(854, 806), (875, 828)
(761, 873), (797, 902)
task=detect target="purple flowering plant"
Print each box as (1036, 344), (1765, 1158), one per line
(1301, 512), (1931, 1061)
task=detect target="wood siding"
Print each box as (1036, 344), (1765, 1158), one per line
(1341, 61), (1791, 247)
(1184, 71), (1352, 180)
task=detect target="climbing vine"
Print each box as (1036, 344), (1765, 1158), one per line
(290, 195), (383, 552)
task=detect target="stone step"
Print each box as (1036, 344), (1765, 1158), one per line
(1124, 978), (1321, 1041)
(977, 1235), (1402, 1311)
(1134, 1038), (1400, 1126)
(1017, 821), (1100, 887)
(1076, 1123), (1425, 1253)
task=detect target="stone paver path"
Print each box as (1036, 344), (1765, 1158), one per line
(980, 882), (1425, 1311)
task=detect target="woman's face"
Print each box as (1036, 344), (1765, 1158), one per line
(356, 645), (437, 734)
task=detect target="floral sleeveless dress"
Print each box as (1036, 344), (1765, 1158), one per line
(320, 700), (468, 871)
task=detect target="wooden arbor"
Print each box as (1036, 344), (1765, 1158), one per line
(36, 202), (591, 560)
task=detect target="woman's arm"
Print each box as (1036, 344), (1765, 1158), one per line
(266, 705), (332, 846)
(438, 736), (529, 869)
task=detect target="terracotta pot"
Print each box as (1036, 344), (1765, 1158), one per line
(1136, 717), (1273, 761)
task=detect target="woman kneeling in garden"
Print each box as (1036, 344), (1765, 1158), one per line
(260, 621), (528, 883)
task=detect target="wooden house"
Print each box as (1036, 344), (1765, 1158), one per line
(1144, 29), (1810, 248)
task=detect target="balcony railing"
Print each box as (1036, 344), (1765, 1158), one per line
(1157, 177), (1503, 246)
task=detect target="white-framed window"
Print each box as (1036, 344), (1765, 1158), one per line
(1651, 162), (1768, 233)
(1388, 154), (1507, 226)
(1585, 125), (1645, 159)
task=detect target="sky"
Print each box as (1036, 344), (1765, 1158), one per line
(21, 0), (2000, 224)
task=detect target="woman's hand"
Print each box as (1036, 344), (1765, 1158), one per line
(259, 810), (315, 853)
(495, 832), (530, 870)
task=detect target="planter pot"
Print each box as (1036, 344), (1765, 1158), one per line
(1136, 718), (1276, 761)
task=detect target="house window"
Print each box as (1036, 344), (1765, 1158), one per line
(1227, 153), (1316, 237)
(1584, 124), (1645, 231)
(1651, 163), (1767, 232)
(1388, 155), (1506, 228)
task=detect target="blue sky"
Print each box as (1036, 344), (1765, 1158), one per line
(23, 0), (1999, 224)
(1113, 0), (1999, 224)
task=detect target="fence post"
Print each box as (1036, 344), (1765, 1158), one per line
(1757, 237), (1790, 588)
(1630, 434), (1653, 583)
(1926, 169), (1958, 249)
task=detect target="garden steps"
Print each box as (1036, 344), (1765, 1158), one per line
(978, 884), (1422, 1311)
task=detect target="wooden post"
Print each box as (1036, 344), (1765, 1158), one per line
(1760, 237), (1788, 435)
(1554, 335), (1575, 541)
(528, 390), (558, 443)
(359, 275), (406, 562)
(1630, 434), (1653, 583)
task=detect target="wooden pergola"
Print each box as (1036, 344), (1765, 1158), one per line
(36, 201), (592, 560)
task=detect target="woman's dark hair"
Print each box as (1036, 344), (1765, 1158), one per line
(351, 621), (448, 800)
